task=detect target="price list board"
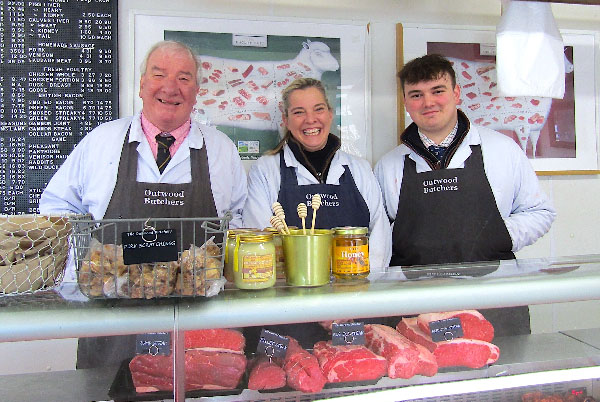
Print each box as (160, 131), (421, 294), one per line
(0, 0), (118, 214)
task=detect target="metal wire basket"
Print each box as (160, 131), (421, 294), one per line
(70, 214), (231, 299)
(0, 214), (73, 295)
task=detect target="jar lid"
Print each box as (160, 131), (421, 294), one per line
(333, 226), (368, 235)
(227, 228), (258, 238)
(239, 231), (274, 242)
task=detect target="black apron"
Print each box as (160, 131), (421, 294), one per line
(77, 125), (218, 369)
(244, 152), (371, 350)
(391, 145), (530, 337)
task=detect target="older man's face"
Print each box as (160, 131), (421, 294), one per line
(139, 47), (199, 132)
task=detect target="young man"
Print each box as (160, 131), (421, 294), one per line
(375, 54), (556, 335)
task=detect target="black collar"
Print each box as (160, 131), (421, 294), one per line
(287, 134), (341, 183)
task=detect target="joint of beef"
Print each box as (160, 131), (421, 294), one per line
(364, 324), (437, 379)
(312, 341), (387, 383)
(247, 356), (287, 390)
(397, 317), (499, 369)
(416, 310), (494, 342)
(184, 329), (245, 353)
(282, 337), (327, 393)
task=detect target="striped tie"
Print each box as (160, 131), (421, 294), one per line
(156, 133), (175, 174)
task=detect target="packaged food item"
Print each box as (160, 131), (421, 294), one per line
(332, 227), (369, 280)
(224, 228), (258, 282)
(233, 231), (276, 289)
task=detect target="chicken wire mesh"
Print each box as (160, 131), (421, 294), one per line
(0, 214), (73, 295)
(69, 214), (231, 299)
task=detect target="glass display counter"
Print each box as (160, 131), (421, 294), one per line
(1, 255), (600, 401)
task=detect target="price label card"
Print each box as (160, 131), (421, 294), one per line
(332, 322), (365, 346)
(257, 329), (289, 358)
(122, 229), (178, 265)
(135, 332), (170, 356)
(429, 317), (464, 342)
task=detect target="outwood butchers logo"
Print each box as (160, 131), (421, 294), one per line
(144, 189), (185, 206)
(422, 177), (458, 194)
(306, 193), (339, 207)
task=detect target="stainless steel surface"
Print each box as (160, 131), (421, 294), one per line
(563, 328), (600, 349)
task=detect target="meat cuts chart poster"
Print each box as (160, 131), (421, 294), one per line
(133, 14), (370, 163)
(402, 25), (598, 173)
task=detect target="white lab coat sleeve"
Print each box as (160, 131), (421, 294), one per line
(225, 146), (248, 229)
(350, 158), (392, 271)
(503, 148), (556, 252)
(243, 155), (281, 230)
(374, 148), (405, 223)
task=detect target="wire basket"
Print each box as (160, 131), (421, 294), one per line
(0, 214), (73, 295)
(69, 214), (231, 299)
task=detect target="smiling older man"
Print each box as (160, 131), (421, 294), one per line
(40, 40), (246, 227)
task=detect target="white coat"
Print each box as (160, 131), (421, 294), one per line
(243, 144), (392, 270)
(374, 123), (556, 252)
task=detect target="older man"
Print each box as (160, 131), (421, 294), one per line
(40, 40), (247, 228)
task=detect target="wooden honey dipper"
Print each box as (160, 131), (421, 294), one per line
(269, 215), (287, 235)
(310, 194), (321, 234)
(271, 202), (290, 234)
(297, 203), (307, 235)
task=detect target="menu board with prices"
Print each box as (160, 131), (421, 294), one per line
(0, 0), (118, 214)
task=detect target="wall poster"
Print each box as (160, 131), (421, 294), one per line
(133, 13), (370, 162)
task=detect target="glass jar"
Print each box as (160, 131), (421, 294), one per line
(224, 228), (258, 282)
(233, 231), (276, 289)
(332, 226), (370, 280)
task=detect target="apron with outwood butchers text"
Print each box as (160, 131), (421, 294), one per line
(76, 124), (218, 369)
(391, 145), (530, 336)
(244, 152), (371, 349)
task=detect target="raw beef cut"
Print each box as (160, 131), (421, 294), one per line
(312, 341), (387, 383)
(412, 343), (438, 377)
(417, 310), (494, 342)
(364, 324), (435, 379)
(397, 317), (499, 369)
(184, 329), (245, 353)
(282, 337), (326, 393)
(247, 356), (286, 390)
(129, 350), (247, 392)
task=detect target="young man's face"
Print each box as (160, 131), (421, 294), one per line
(139, 47), (199, 133)
(403, 72), (461, 142)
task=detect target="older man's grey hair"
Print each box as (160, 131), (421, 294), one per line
(140, 40), (201, 86)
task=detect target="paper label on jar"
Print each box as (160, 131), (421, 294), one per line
(333, 244), (369, 274)
(242, 254), (274, 282)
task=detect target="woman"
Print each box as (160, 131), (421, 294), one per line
(242, 78), (392, 348)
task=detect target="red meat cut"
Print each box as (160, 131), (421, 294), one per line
(247, 356), (286, 390)
(312, 341), (387, 383)
(282, 337), (327, 393)
(130, 350), (247, 392)
(416, 310), (494, 342)
(364, 324), (436, 379)
(397, 317), (499, 369)
(184, 328), (245, 353)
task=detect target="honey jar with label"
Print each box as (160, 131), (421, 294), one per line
(233, 231), (276, 289)
(224, 228), (258, 282)
(332, 226), (370, 280)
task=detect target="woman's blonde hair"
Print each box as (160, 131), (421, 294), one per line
(266, 78), (332, 155)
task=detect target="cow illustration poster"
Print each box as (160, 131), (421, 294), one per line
(165, 31), (341, 160)
(132, 14), (369, 163)
(402, 24), (598, 173)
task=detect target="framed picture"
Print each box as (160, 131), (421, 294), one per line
(400, 24), (599, 174)
(132, 12), (370, 162)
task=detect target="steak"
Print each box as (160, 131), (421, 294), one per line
(312, 341), (388, 383)
(282, 337), (326, 393)
(184, 328), (245, 353)
(417, 310), (494, 342)
(397, 317), (499, 369)
(247, 356), (286, 390)
(364, 324), (436, 379)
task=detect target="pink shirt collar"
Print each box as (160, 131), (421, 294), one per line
(140, 112), (191, 159)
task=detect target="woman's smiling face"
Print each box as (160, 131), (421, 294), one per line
(283, 87), (333, 152)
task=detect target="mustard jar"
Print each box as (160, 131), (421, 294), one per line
(332, 226), (370, 280)
(224, 228), (258, 282)
(233, 231), (276, 289)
